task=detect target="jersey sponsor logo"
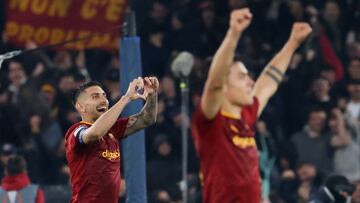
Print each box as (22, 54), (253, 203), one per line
(232, 135), (256, 148)
(101, 148), (120, 160)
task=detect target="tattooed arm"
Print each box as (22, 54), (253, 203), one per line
(254, 23), (312, 116)
(124, 77), (159, 136)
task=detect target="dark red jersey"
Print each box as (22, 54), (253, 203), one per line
(65, 118), (128, 203)
(192, 97), (261, 203)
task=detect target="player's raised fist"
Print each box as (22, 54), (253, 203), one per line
(229, 8), (253, 34)
(289, 22), (312, 45)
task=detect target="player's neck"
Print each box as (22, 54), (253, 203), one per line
(81, 115), (95, 124)
(221, 100), (242, 119)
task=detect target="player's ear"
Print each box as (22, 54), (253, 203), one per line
(75, 102), (85, 113)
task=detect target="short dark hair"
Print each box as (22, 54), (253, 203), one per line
(307, 106), (326, 120)
(6, 155), (26, 176)
(312, 76), (331, 86)
(72, 81), (103, 105)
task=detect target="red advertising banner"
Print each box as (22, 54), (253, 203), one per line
(5, 0), (128, 50)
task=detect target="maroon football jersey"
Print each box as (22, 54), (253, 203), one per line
(65, 118), (128, 203)
(192, 97), (261, 203)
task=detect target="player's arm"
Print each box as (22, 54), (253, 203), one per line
(201, 8), (252, 119)
(81, 77), (146, 144)
(254, 23), (312, 116)
(125, 77), (159, 136)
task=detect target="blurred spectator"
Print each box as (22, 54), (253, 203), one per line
(334, 58), (360, 96)
(146, 97), (174, 159)
(256, 121), (278, 202)
(328, 108), (360, 182)
(7, 60), (27, 105)
(194, 1), (226, 57)
(160, 75), (178, 114)
(141, 30), (171, 77)
(321, 1), (346, 54)
(39, 83), (59, 119)
(301, 77), (336, 118)
(0, 143), (17, 181)
(56, 72), (77, 133)
(353, 181), (360, 203)
(103, 68), (121, 105)
(0, 86), (22, 145)
(53, 51), (73, 71)
(147, 135), (181, 203)
(291, 108), (333, 174)
(347, 58), (360, 81)
(141, 1), (172, 77)
(276, 0), (307, 48)
(319, 65), (337, 86)
(228, 0), (247, 10)
(170, 10), (200, 54)
(44, 139), (69, 185)
(75, 51), (91, 82)
(345, 79), (360, 122)
(0, 155), (44, 203)
(347, 42), (360, 59)
(309, 174), (355, 203)
(279, 162), (323, 203)
(144, 1), (170, 34)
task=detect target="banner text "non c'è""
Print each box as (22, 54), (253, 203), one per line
(8, 0), (126, 22)
(5, 0), (128, 50)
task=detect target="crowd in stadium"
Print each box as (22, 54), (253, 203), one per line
(1, 0), (360, 202)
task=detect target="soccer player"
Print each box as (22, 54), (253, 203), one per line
(192, 8), (312, 203)
(65, 77), (158, 203)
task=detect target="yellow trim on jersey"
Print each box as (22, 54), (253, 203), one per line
(230, 124), (239, 133)
(220, 111), (240, 119)
(79, 121), (93, 125)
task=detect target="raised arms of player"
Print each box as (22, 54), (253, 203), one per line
(125, 77), (159, 136)
(82, 77), (146, 144)
(254, 23), (312, 116)
(201, 8), (253, 119)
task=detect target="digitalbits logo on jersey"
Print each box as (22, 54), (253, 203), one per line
(101, 149), (120, 161)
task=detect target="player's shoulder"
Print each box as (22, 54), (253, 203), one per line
(65, 122), (91, 139)
(192, 105), (222, 132)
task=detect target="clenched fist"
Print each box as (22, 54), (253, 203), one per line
(289, 23), (312, 46)
(229, 8), (253, 34)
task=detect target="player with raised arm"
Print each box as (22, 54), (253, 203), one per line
(192, 8), (312, 203)
(65, 77), (159, 203)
